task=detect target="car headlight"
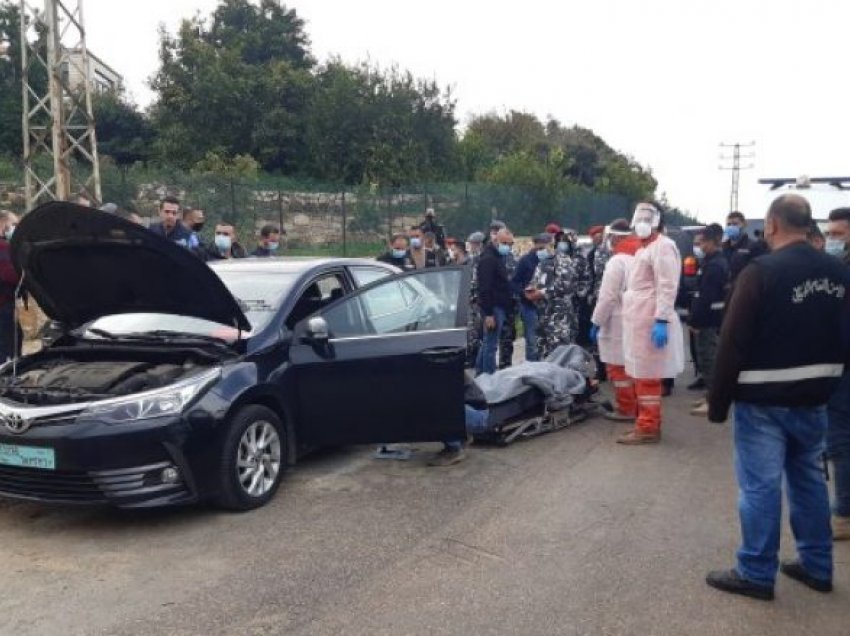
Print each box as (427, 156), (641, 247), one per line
(79, 367), (222, 424)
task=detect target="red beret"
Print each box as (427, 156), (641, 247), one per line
(545, 223), (562, 234)
(588, 225), (605, 236)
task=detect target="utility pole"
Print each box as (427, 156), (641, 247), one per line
(19, 0), (101, 210)
(719, 142), (755, 213)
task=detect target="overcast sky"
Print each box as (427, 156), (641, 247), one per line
(82, 0), (850, 223)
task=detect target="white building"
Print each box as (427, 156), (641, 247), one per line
(63, 48), (122, 94)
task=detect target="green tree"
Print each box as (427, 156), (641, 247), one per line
(303, 61), (457, 186)
(93, 91), (156, 167)
(149, 0), (313, 172)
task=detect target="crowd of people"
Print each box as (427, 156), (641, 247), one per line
(1, 192), (849, 601)
(383, 199), (850, 603)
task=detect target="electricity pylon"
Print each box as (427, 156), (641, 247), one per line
(719, 142), (755, 213)
(19, 0), (101, 209)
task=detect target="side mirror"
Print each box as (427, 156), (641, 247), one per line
(306, 316), (329, 342)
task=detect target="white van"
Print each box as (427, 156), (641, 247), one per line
(759, 176), (850, 233)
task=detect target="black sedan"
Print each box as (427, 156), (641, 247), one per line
(0, 203), (469, 510)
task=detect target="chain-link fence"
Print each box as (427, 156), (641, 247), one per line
(2, 167), (637, 257)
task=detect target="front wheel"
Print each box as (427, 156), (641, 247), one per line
(214, 405), (286, 511)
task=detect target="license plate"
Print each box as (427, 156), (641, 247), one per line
(0, 443), (55, 470)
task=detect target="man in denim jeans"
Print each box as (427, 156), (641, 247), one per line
(824, 207), (850, 540)
(475, 228), (514, 375)
(706, 195), (847, 601)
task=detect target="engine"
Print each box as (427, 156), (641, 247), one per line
(0, 352), (210, 406)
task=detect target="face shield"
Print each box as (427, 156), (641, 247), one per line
(631, 204), (660, 229)
(604, 224), (632, 250)
(631, 204), (660, 239)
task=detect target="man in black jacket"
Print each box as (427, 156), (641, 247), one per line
(706, 195), (846, 601)
(689, 224), (729, 416)
(824, 207), (850, 541)
(724, 211), (769, 283)
(475, 228), (514, 375)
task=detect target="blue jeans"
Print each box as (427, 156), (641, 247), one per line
(827, 371), (850, 517)
(475, 306), (506, 375)
(519, 302), (539, 362)
(445, 406), (491, 451)
(733, 402), (832, 586)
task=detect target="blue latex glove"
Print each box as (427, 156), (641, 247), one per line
(651, 321), (668, 349)
(589, 324), (600, 344)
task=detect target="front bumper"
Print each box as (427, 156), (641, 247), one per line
(0, 415), (208, 507)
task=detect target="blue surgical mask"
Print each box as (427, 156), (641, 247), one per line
(214, 234), (232, 252)
(392, 248), (407, 259)
(497, 244), (511, 257)
(724, 225), (742, 240)
(557, 241), (569, 254)
(267, 242), (279, 252)
(4, 226), (14, 240)
(536, 248), (552, 260)
(693, 246), (705, 260)
(410, 238), (422, 249)
(825, 238), (846, 258)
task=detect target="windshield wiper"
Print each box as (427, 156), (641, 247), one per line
(122, 330), (236, 347)
(85, 328), (120, 340)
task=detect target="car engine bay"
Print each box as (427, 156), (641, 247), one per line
(0, 348), (217, 406)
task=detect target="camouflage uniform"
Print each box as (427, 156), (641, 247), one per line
(532, 253), (591, 359)
(591, 243), (612, 305)
(465, 253), (482, 368)
(498, 251), (518, 369)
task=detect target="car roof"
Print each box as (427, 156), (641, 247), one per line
(209, 257), (396, 275)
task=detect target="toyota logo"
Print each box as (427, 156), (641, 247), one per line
(3, 413), (31, 435)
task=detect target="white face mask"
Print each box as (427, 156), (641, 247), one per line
(825, 237), (846, 258)
(634, 222), (653, 239)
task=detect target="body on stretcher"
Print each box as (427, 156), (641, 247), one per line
(471, 345), (611, 446)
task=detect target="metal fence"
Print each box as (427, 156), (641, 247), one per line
(2, 169), (636, 257)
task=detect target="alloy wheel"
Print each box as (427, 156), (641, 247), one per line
(236, 420), (282, 497)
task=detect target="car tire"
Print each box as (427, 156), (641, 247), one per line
(214, 405), (287, 511)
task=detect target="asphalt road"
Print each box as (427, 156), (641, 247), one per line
(1, 379), (849, 635)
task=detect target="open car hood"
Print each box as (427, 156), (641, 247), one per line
(11, 202), (251, 332)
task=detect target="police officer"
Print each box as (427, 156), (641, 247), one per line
(465, 231), (485, 368)
(527, 232), (590, 359)
(707, 194), (846, 600)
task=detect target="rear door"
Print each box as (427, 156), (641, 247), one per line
(289, 267), (469, 447)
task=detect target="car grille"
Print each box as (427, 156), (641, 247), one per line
(0, 462), (188, 504)
(0, 465), (105, 502)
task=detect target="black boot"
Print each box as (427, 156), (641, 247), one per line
(780, 560), (832, 593)
(706, 569), (774, 601)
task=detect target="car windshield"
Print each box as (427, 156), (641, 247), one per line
(85, 271), (298, 340)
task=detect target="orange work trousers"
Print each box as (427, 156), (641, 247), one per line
(606, 364), (637, 418)
(634, 378), (663, 435)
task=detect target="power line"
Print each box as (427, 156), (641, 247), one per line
(719, 142), (755, 213)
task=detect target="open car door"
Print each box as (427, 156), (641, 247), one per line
(289, 267), (470, 447)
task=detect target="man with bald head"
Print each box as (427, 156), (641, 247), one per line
(706, 194), (847, 601)
(476, 227), (515, 375)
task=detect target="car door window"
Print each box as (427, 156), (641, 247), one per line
(349, 266), (393, 287)
(286, 272), (347, 329)
(322, 269), (462, 339)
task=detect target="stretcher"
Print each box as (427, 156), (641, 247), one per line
(472, 345), (612, 446)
